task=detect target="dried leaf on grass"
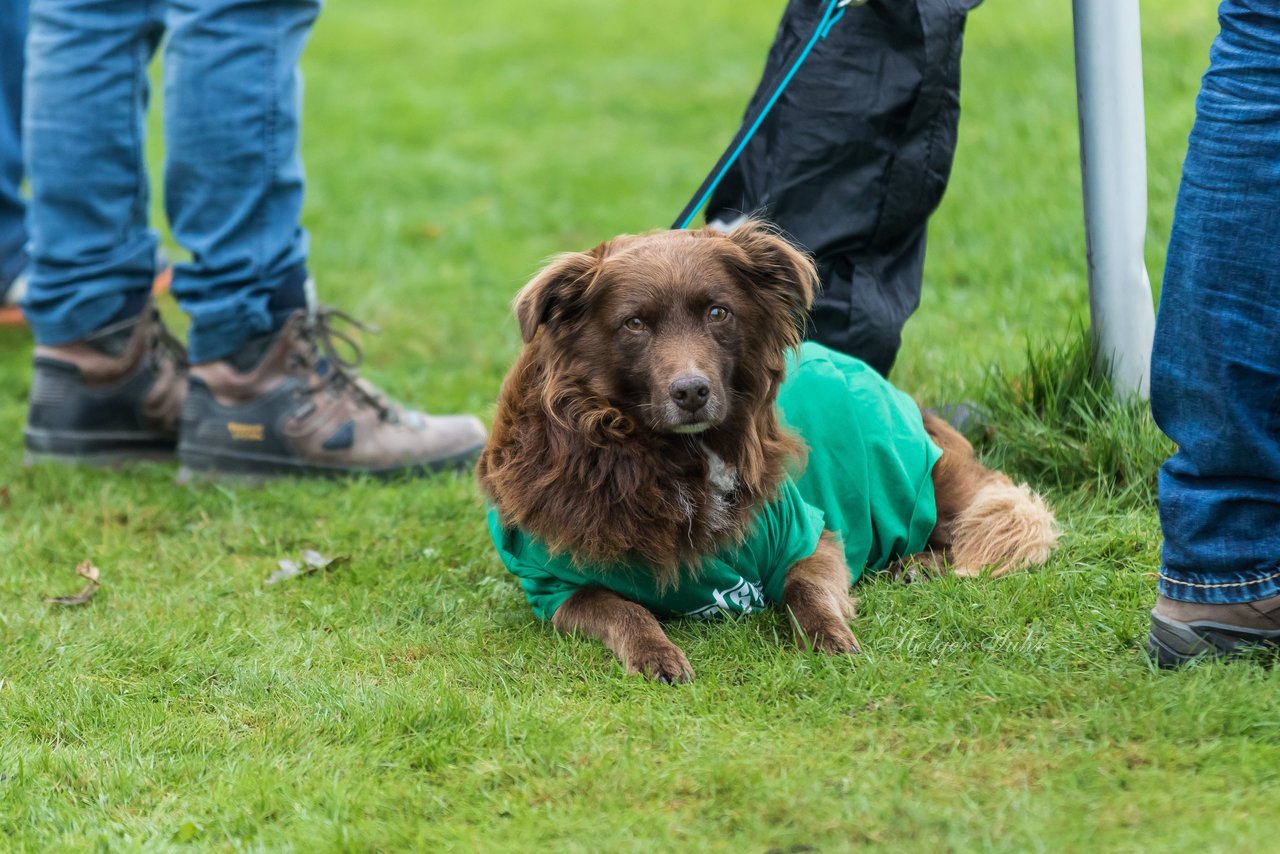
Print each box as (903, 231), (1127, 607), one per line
(266, 559), (304, 586)
(265, 549), (348, 586)
(0, 485), (11, 508)
(46, 560), (101, 606)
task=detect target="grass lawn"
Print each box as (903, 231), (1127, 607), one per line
(4, 0), (1273, 850)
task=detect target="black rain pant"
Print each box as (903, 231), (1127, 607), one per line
(707, 0), (982, 376)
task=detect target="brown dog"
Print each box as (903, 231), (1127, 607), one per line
(478, 222), (1057, 682)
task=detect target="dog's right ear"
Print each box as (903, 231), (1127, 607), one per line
(514, 249), (603, 343)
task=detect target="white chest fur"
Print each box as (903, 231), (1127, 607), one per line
(699, 442), (739, 535)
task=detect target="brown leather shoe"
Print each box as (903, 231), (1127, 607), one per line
(177, 308), (486, 480)
(24, 307), (187, 464)
(1148, 593), (1280, 667)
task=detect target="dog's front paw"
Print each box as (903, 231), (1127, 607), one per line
(795, 618), (861, 655)
(626, 640), (695, 684)
(785, 581), (861, 655)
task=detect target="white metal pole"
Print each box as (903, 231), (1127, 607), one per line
(1072, 0), (1156, 400)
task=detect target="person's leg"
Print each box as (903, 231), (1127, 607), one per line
(21, 0), (163, 342)
(1148, 0), (1280, 666)
(164, 0), (485, 478)
(162, 0), (316, 364)
(20, 0), (186, 464)
(705, 0), (980, 376)
(0, 0), (28, 295)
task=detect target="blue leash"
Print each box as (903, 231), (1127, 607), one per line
(672, 0), (857, 230)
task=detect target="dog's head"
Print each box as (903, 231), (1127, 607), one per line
(514, 221), (817, 436)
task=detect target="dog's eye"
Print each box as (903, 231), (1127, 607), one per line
(623, 317), (647, 332)
(707, 305), (731, 323)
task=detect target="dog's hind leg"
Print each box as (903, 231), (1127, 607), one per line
(782, 532), (860, 654)
(552, 587), (694, 683)
(920, 411), (1059, 578)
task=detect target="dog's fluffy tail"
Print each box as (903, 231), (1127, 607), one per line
(949, 481), (1059, 578)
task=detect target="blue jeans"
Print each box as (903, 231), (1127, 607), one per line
(0, 0), (25, 292)
(21, 0), (319, 362)
(1150, 0), (1280, 604)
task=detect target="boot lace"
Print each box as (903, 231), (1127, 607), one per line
(291, 307), (393, 418)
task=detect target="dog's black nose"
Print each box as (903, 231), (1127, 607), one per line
(670, 375), (711, 413)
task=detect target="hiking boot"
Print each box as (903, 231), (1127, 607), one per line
(1148, 593), (1280, 668)
(24, 306), (188, 464)
(177, 308), (486, 481)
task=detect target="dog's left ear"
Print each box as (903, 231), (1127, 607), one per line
(717, 221), (817, 341)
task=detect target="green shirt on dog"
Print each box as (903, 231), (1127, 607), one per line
(488, 342), (942, 621)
